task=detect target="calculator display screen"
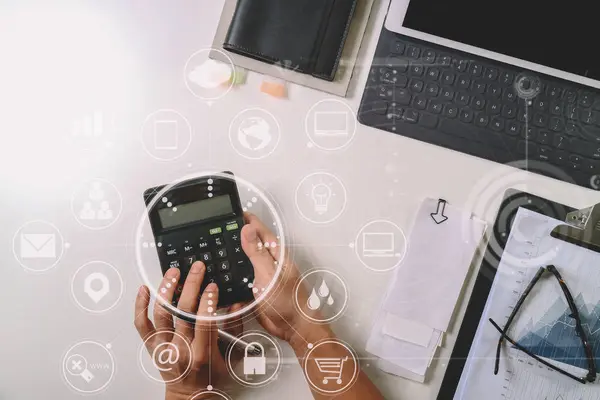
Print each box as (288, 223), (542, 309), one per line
(158, 195), (234, 229)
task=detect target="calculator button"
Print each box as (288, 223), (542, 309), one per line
(216, 248), (228, 258)
(206, 264), (215, 274)
(169, 260), (181, 269)
(209, 227), (223, 235)
(184, 255), (196, 267)
(165, 247), (178, 257)
(230, 232), (240, 242)
(206, 276), (217, 285)
(233, 246), (242, 254)
(198, 240), (210, 250)
(225, 222), (240, 231)
(221, 273), (233, 283)
(219, 261), (230, 272)
(182, 243), (194, 253)
(214, 236), (224, 246)
(199, 252), (212, 262)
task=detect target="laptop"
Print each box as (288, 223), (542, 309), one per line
(358, 0), (600, 190)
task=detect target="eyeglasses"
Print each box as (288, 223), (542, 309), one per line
(488, 264), (597, 384)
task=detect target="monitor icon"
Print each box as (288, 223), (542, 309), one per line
(362, 232), (395, 257)
(314, 111), (349, 136)
(153, 120), (179, 150)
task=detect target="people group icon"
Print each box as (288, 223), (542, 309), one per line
(79, 182), (114, 221)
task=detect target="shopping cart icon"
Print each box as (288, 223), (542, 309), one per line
(314, 356), (349, 385)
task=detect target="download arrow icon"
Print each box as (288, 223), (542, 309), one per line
(431, 199), (449, 224)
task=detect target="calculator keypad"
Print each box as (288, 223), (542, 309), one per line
(159, 219), (254, 307)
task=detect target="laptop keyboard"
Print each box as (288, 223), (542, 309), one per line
(358, 29), (600, 190)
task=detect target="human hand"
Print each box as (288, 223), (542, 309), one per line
(134, 263), (244, 400)
(241, 213), (332, 347)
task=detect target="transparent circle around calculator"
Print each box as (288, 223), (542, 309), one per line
(294, 269), (349, 324)
(139, 330), (192, 384)
(135, 171), (286, 323)
(184, 48), (235, 101)
(12, 220), (65, 273)
(305, 99), (357, 151)
(228, 107), (281, 160)
(62, 340), (115, 394)
(303, 339), (359, 395)
(225, 330), (282, 387)
(70, 178), (123, 230)
(354, 220), (408, 272)
(141, 109), (193, 162)
(294, 172), (348, 224)
(70, 261), (125, 314)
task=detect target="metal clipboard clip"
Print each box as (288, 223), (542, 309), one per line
(550, 203), (600, 254)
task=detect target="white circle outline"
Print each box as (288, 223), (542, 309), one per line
(70, 178), (123, 230)
(354, 219), (408, 272)
(295, 172), (348, 224)
(189, 389), (232, 400)
(591, 175), (600, 190)
(228, 107), (282, 160)
(62, 340), (115, 394)
(70, 261), (125, 314)
(294, 269), (349, 324)
(12, 220), (65, 273)
(135, 171), (286, 322)
(139, 330), (193, 384)
(183, 48), (235, 101)
(141, 109), (193, 162)
(225, 330), (282, 387)
(304, 339), (359, 395)
(305, 99), (357, 151)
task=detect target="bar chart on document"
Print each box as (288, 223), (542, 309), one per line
(456, 209), (600, 400)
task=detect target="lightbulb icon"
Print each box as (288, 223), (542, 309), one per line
(311, 183), (332, 215)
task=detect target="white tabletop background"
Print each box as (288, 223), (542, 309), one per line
(0, 1), (597, 399)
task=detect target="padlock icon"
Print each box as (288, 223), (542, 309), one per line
(243, 342), (266, 375)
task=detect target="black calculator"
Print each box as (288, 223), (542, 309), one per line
(143, 172), (254, 307)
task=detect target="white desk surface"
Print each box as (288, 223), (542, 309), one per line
(0, 1), (597, 399)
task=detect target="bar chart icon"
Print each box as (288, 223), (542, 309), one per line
(72, 112), (104, 137)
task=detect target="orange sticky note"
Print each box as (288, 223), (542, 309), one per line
(260, 80), (287, 98)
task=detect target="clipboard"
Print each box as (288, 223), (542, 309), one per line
(435, 188), (600, 400)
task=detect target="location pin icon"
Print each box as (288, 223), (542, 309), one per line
(84, 272), (110, 303)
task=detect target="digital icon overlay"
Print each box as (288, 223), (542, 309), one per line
(141, 109), (192, 161)
(139, 331), (192, 384)
(62, 341), (115, 394)
(304, 340), (358, 395)
(354, 220), (407, 272)
(305, 99), (357, 151)
(226, 331), (282, 387)
(295, 269), (348, 324)
(229, 108), (281, 160)
(71, 179), (122, 230)
(12, 220), (65, 272)
(184, 48), (235, 101)
(71, 261), (124, 314)
(295, 172), (347, 224)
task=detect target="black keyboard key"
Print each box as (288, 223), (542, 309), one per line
(570, 154), (583, 164)
(517, 109), (532, 123)
(533, 113), (548, 128)
(427, 100), (443, 114)
(410, 79), (424, 92)
(503, 90), (517, 102)
(439, 56), (452, 66)
(370, 100), (388, 115)
(473, 80), (486, 94)
(425, 83), (440, 97)
(441, 71), (455, 85)
(457, 76), (471, 89)
(475, 114), (489, 127)
(500, 71), (514, 85)
(553, 134), (569, 149)
(522, 127), (536, 140)
(566, 105), (579, 120)
(206, 264), (215, 274)
(410, 62), (424, 76)
(485, 68), (499, 81)
(550, 102), (563, 116)
(386, 56), (408, 72)
(593, 99), (600, 111)
(552, 150), (568, 165)
(216, 248), (227, 258)
(169, 259), (181, 269)
(547, 86), (562, 99)
(420, 113), (439, 128)
(395, 88), (412, 105)
(386, 105), (402, 120)
(165, 246), (179, 257)
(581, 110), (596, 125)
(423, 50), (436, 63)
(487, 84), (502, 98)
(565, 89), (577, 103)
(501, 105), (516, 119)
(427, 68), (440, 80)
(443, 105), (458, 119)
(414, 96), (427, 110)
(506, 121), (520, 135)
(391, 41), (406, 54)
(376, 85), (393, 100)
(491, 117), (505, 132)
(403, 109), (419, 123)
(380, 68), (396, 84)
(221, 273), (233, 284)
(472, 96), (485, 110)
(454, 59), (469, 72)
(571, 139), (600, 159)
(583, 159), (600, 173)
(537, 131), (551, 145)
(538, 146), (553, 161)
(198, 239), (210, 250)
(441, 88), (454, 101)
(184, 255), (196, 267)
(218, 261), (230, 272)
(456, 93), (470, 106)
(182, 243), (194, 253)
(565, 122), (579, 136)
(487, 101), (501, 115)
(549, 117), (564, 132)
(394, 75), (408, 87)
(533, 98), (549, 112)
(470, 63), (483, 76)
(580, 92), (594, 107)
(460, 108), (474, 123)
(407, 46), (420, 58)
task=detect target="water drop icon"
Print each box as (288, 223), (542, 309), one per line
(307, 288), (321, 310)
(318, 280), (330, 298)
(326, 295), (334, 306)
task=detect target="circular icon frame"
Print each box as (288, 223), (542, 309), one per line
(228, 107), (281, 160)
(354, 219), (408, 272)
(305, 99), (357, 151)
(295, 172), (348, 224)
(12, 220), (65, 273)
(139, 330), (193, 384)
(184, 48), (235, 101)
(304, 339), (359, 395)
(71, 178), (123, 230)
(70, 261), (125, 314)
(141, 109), (193, 162)
(62, 340), (115, 394)
(225, 331), (282, 387)
(294, 269), (349, 324)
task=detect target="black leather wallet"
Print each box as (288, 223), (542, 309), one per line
(223, 0), (357, 81)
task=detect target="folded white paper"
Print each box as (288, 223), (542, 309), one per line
(382, 199), (486, 332)
(382, 314), (433, 347)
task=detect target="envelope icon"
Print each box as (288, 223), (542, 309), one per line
(20, 234), (56, 259)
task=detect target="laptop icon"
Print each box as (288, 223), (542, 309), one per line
(362, 232), (395, 257)
(314, 111), (349, 136)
